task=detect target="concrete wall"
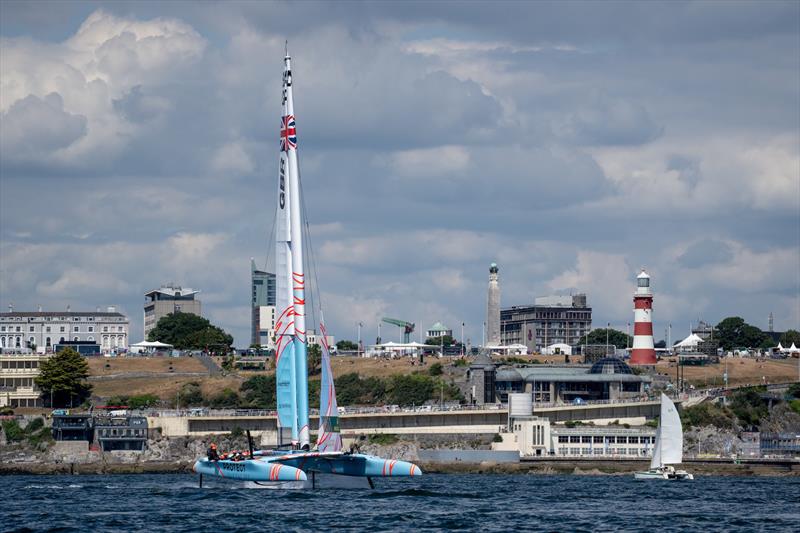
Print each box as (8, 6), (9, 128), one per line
(418, 449), (519, 463)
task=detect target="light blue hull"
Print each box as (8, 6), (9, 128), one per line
(193, 458), (307, 482)
(257, 451), (423, 478)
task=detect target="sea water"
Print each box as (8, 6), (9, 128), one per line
(2, 473), (797, 532)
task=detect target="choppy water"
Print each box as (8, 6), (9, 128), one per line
(2, 473), (798, 532)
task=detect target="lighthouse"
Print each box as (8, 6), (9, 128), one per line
(630, 269), (657, 365)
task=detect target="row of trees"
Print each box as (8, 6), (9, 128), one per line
(147, 312), (233, 350)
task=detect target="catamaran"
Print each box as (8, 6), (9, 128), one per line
(194, 47), (422, 488)
(634, 393), (694, 480)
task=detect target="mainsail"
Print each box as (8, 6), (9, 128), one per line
(650, 393), (683, 468)
(275, 48), (310, 449)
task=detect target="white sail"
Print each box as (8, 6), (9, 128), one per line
(653, 393), (683, 466)
(649, 426), (661, 469)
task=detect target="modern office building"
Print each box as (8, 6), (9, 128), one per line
(489, 358), (651, 404)
(251, 260), (277, 347)
(143, 284), (201, 339)
(0, 309), (129, 353)
(500, 294), (591, 353)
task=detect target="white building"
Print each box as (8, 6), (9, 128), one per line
(0, 309), (130, 354)
(426, 322), (453, 339)
(257, 305), (276, 348)
(0, 352), (50, 407)
(307, 329), (335, 351)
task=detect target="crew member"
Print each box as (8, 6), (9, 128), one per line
(207, 443), (219, 461)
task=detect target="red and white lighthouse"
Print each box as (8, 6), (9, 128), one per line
(630, 269), (657, 365)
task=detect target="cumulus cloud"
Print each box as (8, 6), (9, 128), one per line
(1, 3), (798, 345)
(0, 92), (87, 159)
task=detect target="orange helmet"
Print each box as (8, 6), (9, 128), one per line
(210, 443), (217, 449)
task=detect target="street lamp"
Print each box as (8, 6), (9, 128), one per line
(461, 322), (465, 357)
(606, 323), (610, 356)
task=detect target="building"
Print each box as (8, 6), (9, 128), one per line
(307, 329), (335, 350)
(500, 294), (591, 353)
(631, 269), (657, 365)
(251, 259), (277, 347)
(466, 353), (496, 406)
(94, 415), (148, 451)
(0, 351), (49, 407)
(426, 322), (452, 339)
(486, 263), (501, 345)
(504, 415), (657, 458)
(0, 309), (129, 354)
(143, 284), (201, 339)
(490, 358), (651, 404)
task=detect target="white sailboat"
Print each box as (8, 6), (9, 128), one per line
(634, 393), (694, 480)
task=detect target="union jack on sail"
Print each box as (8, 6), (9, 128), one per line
(280, 115), (297, 151)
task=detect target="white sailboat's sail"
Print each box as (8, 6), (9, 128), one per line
(649, 426), (662, 469)
(275, 48), (310, 448)
(650, 393), (683, 468)
(659, 393), (683, 465)
(316, 317), (342, 452)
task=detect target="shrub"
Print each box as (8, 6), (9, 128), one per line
(176, 382), (204, 407)
(789, 399), (800, 416)
(368, 434), (399, 445)
(209, 388), (240, 408)
(453, 358), (468, 368)
(240, 374), (276, 409)
(230, 426), (244, 438)
(492, 434), (503, 443)
(127, 394), (159, 410)
(680, 402), (736, 430)
(428, 363), (443, 376)
(728, 387), (769, 429)
(2, 420), (25, 442)
(26, 417), (45, 433)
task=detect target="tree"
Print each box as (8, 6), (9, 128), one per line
(147, 312), (233, 350)
(425, 335), (455, 347)
(336, 340), (358, 351)
(577, 328), (632, 349)
(779, 329), (800, 347)
(715, 317), (769, 350)
(35, 348), (92, 407)
(308, 344), (322, 375)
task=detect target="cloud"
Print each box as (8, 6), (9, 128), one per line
(211, 141), (255, 176)
(0, 92), (87, 159)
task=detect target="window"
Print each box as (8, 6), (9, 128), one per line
(16, 326), (21, 332)
(569, 436), (580, 443)
(558, 435), (569, 443)
(616, 436), (628, 444)
(45, 327), (51, 333)
(88, 336), (94, 342)
(88, 326), (94, 333)
(1, 327), (5, 332)
(629, 436), (639, 444)
(73, 326), (79, 332)
(73, 337), (79, 341)
(29, 326), (34, 332)
(103, 327), (108, 333)
(118, 326), (123, 332)
(581, 436), (592, 443)
(60, 327), (66, 333)
(593, 436), (603, 443)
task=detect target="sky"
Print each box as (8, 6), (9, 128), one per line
(1, 0), (798, 347)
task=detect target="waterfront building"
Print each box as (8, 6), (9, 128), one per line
(426, 322), (452, 339)
(486, 263), (501, 345)
(630, 269), (657, 365)
(94, 415), (148, 451)
(0, 309), (129, 354)
(500, 294), (591, 353)
(143, 284), (201, 339)
(251, 259), (277, 347)
(504, 414), (657, 458)
(490, 357), (650, 404)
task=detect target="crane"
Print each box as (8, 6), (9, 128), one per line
(381, 317), (415, 343)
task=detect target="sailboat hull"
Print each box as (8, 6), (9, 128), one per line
(634, 468), (694, 480)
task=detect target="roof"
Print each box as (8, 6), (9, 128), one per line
(0, 311), (125, 318)
(637, 269), (650, 279)
(675, 333), (704, 347)
(496, 364), (649, 383)
(145, 286), (199, 297)
(427, 322), (449, 331)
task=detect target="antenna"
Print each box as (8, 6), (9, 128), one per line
(285, 40), (289, 57)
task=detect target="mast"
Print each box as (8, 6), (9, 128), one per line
(275, 51), (298, 444)
(283, 47), (310, 449)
